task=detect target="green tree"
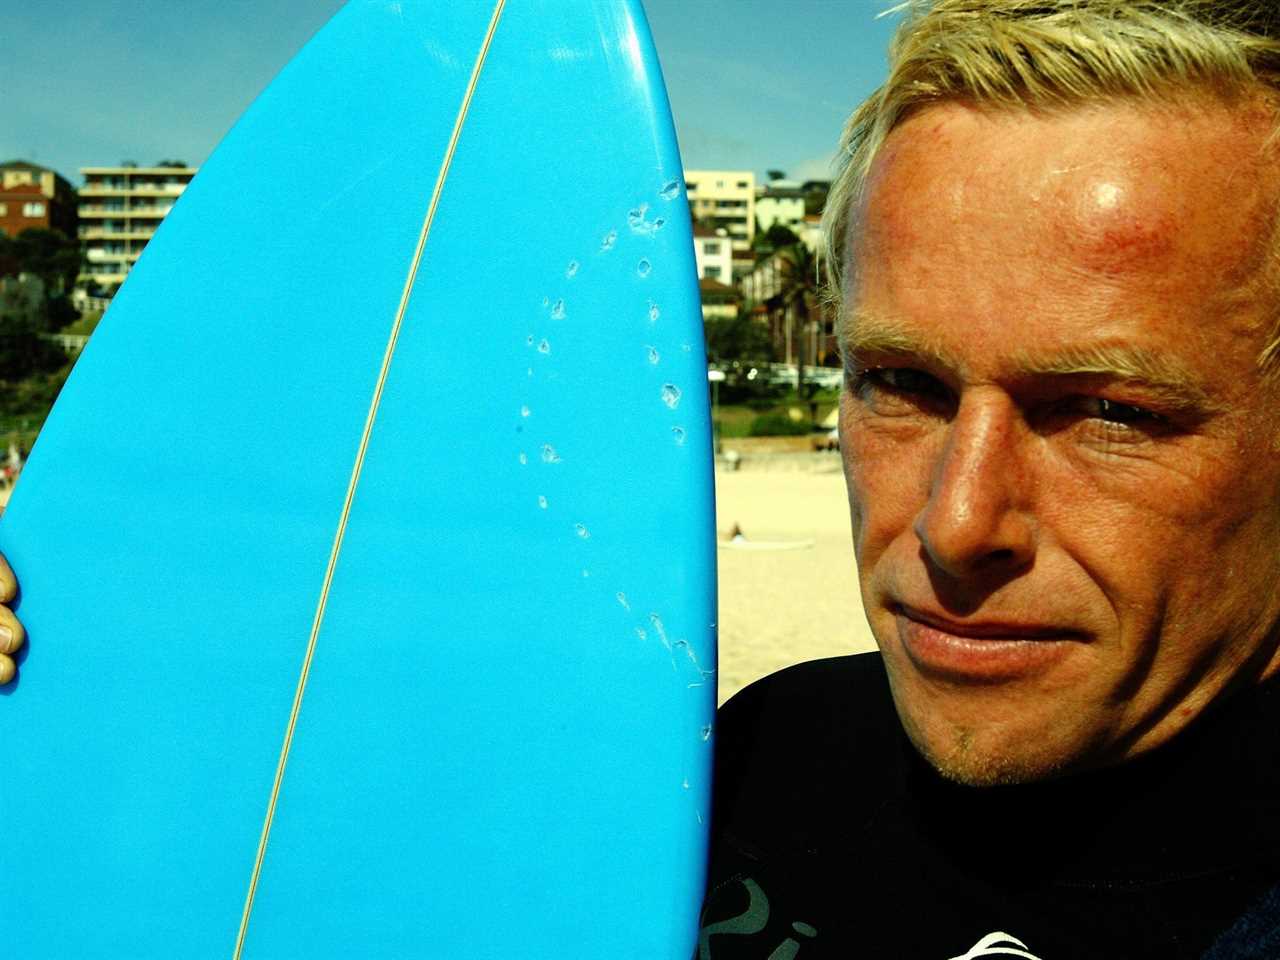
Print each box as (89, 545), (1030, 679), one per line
(770, 242), (832, 409)
(0, 229), (84, 334)
(704, 310), (773, 366)
(0, 311), (67, 382)
(1, 228), (84, 300)
(762, 224), (801, 250)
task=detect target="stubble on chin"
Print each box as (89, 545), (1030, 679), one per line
(898, 707), (1073, 787)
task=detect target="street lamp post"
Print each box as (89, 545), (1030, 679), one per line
(708, 368), (725, 452)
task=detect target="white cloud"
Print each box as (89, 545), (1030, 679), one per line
(789, 151), (838, 182)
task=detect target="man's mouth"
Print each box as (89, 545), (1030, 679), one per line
(894, 604), (1084, 682)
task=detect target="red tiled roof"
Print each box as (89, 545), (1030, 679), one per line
(699, 276), (740, 298)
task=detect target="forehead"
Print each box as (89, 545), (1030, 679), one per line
(862, 97), (1277, 277)
(850, 97), (1280, 376)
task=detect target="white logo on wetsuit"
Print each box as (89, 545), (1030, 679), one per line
(948, 931), (1044, 959)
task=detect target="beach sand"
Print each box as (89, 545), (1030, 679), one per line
(714, 455), (878, 704)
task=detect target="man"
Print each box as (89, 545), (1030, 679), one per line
(5, 3), (1280, 957)
(700, 2), (1280, 958)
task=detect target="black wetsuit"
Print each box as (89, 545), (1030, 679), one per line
(699, 653), (1280, 959)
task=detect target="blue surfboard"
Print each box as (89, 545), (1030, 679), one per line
(1, 2), (716, 956)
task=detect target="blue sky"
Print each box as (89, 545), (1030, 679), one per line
(2, 1), (898, 186)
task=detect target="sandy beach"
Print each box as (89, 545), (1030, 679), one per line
(714, 453), (878, 704)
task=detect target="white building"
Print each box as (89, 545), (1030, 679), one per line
(685, 169), (755, 251)
(755, 179), (806, 235)
(79, 163), (196, 291)
(693, 226), (734, 282)
(796, 214), (827, 258)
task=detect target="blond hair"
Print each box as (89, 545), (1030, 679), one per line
(822, 1), (1280, 369)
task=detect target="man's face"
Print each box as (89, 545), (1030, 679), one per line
(841, 96), (1280, 785)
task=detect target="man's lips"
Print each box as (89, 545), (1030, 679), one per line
(894, 604), (1085, 682)
(899, 605), (1078, 641)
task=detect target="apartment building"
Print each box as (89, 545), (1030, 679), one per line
(79, 163), (196, 291)
(0, 160), (77, 238)
(684, 170), (755, 251)
(755, 179), (806, 236)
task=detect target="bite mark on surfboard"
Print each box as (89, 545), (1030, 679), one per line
(627, 203), (666, 236)
(514, 178), (713, 830)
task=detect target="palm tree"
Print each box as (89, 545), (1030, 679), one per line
(767, 241), (828, 403)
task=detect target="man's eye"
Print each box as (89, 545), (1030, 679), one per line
(855, 367), (944, 397)
(1087, 398), (1161, 425)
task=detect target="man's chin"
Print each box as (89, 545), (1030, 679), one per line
(877, 625), (1109, 785)
(911, 729), (1074, 787)
(893, 697), (1085, 787)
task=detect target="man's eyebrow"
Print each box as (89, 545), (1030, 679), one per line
(1009, 344), (1219, 413)
(843, 321), (963, 369)
(843, 319), (1220, 413)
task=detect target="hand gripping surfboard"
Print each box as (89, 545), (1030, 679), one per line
(0, 3), (716, 956)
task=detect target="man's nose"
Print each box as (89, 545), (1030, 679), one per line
(913, 394), (1036, 578)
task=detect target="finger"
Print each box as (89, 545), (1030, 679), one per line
(0, 551), (16, 604)
(0, 653), (14, 685)
(0, 606), (25, 655)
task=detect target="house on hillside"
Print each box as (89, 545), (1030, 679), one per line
(699, 276), (741, 323)
(0, 160), (77, 239)
(693, 225), (733, 282)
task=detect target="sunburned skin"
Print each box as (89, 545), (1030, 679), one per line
(841, 94), (1280, 785)
(1068, 176), (1175, 268)
(857, 99), (1280, 401)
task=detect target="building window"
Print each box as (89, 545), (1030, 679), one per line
(704, 242), (721, 255)
(704, 265), (723, 279)
(736, 180), (749, 188)
(22, 202), (45, 218)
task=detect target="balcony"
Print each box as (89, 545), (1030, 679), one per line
(80, 183), (188, 198)
(80, 266), (128, 280)
(126, 182), (189, 194)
